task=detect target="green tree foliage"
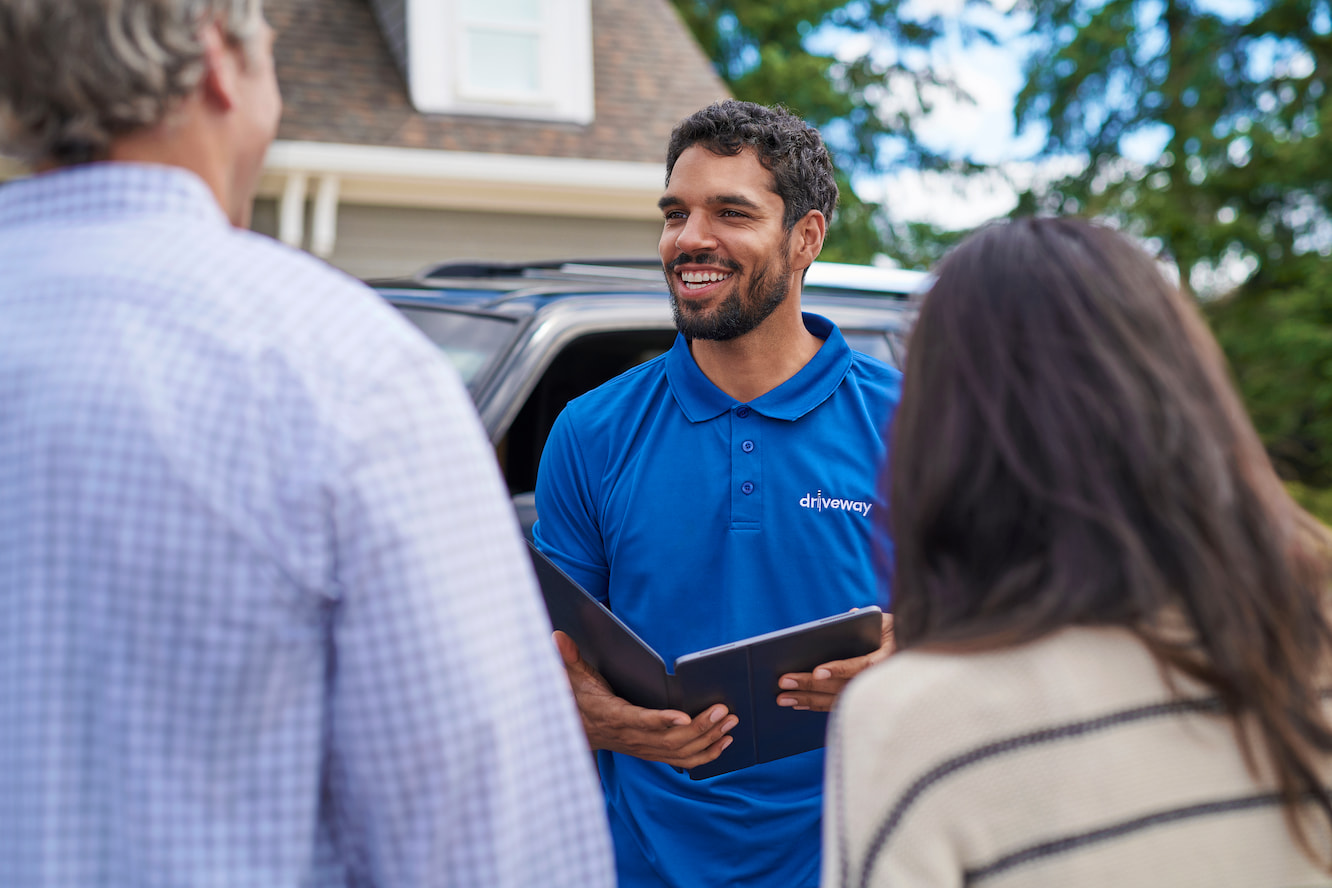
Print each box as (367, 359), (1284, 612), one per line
(1015, 0), (1332, 288)
(668, 0), (996, 264)
(1206, 255), (1332, 488)
(1015, 0), (1332, 504)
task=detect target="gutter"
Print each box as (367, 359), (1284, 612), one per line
(256, 140), (666, 257)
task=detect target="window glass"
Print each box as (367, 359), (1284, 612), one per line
(466, 30), (541, 95)
(842, 331), (895, 368)
(462, 0), (539, 21)
(393, 306), (517, 390)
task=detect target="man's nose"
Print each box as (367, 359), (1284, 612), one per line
(675, 213), (718, 252)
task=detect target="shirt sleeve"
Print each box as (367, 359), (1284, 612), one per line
(322, 350), (614, 887)
(531, 404), (612, 605)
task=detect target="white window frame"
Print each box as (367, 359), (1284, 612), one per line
(406, 0), (594, 124)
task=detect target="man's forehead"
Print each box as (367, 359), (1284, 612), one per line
(663, 145), (778, 200)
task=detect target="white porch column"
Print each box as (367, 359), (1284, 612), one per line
(278, 172), (308, 248)
(310, 175), (341, 258)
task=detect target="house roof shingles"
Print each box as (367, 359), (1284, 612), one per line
(267, 0), (730, 165)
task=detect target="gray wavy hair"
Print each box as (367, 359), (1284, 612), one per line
(0, 0), (264, 165)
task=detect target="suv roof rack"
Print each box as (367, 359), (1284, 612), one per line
(412, 257), (929, 297)
(416, 258), (661, 280)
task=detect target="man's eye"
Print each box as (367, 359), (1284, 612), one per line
(664, 211), (686, 220)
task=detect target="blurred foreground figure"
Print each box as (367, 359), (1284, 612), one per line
(0, 1), (614, 885)
(823, 217), (1332, 887)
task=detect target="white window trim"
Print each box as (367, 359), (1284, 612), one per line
(407, 0), (594, 124)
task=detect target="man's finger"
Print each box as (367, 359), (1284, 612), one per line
(777, 655), (869, 692)
(778, 612), (896, 689)
(553, 630), (582, 668)
(660, 708), (695, 728)
(809, 617), (895, 680)
(880, 612), (896, 651)
(672, 734), (736, 770)
(775, 690), (840, 712)
(688, 705), (735, 740)
(660, 711), (740, 767)
(658, 706), (738, 759)
(810, 653), (874, 682)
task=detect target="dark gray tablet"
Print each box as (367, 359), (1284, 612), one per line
(527, 540), (884, 778)
(673, 607), (884, 779)
(528, 540), (674, 711)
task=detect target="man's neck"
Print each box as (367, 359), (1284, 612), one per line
(107, 99), (243, 227)
(689, 299), (823, 403)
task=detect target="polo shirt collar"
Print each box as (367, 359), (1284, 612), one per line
(666, 312), (853, 423)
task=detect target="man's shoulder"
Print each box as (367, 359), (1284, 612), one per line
(218, 227), (368, 295)
(94, 221), (433, 391)
(564, 351), (673, 417)
(806, 313), (904, 401)
(542, 353), (677, 468)
(846, 346), (902, 382)
(841, 347), (903, 409)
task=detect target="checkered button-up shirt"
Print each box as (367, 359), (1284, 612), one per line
(0, 162), (613, 887)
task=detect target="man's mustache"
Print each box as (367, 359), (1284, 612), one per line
(666, 253), (742, 273)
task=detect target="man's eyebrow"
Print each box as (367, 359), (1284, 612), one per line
(657, 193), (765, 211)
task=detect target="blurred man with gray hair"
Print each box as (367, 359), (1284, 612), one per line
(0, 2), (615, 885)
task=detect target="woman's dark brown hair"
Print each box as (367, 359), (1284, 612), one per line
(888, 216), (1332, 860)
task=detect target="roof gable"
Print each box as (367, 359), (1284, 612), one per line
(268, 0), (730, 165)
(366, 0), (408, 77)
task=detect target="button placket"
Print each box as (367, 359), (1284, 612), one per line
(731, 405), (762, 528)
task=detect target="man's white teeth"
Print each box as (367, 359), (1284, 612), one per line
(680, 271), (732, 285)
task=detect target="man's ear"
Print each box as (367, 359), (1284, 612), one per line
(789, 209), (828, 272)
(199, 21), (238, 112)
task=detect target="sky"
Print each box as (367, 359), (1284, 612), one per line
(834, 0), (1042, 235)
(827, 0), (1275, 244)
(802, 0), (1317, 296)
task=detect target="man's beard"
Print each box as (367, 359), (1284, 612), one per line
(667, 252), (791, 341)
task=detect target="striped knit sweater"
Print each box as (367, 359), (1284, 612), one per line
(822, 626), (1332, 887)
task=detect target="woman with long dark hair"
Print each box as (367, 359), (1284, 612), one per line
(822, 217), (1332, 886)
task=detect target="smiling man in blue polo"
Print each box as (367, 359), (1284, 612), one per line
(532, 99), (900, 888)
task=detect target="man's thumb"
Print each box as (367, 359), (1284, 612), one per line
(553, 630), (582, 668)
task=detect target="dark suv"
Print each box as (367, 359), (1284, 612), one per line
(373, 259), (926, 527)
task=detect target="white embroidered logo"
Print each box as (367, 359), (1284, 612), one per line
(800, 490), (873, 517)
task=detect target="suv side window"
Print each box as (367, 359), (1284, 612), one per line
(500, 329), (674, 493)
(842, 331), (894, 366)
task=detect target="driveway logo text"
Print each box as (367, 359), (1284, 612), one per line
(800, 490), (873, 517)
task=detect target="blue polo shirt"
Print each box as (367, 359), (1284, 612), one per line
(533, 313), (900, 888)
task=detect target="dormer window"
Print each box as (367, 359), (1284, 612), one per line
(459, 0), (542, 101)
(402, 0), (594, 124)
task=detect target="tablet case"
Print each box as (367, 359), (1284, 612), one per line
(527, 540), (883, 779)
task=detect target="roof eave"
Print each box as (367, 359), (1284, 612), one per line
(257, 139), (665, 221)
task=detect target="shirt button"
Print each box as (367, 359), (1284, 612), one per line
(742, 440), (755, 453)
(741, 481), (755, 495)
(736, 406), (750, 418)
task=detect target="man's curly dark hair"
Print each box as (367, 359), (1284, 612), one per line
(665, 99), (839, 231)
